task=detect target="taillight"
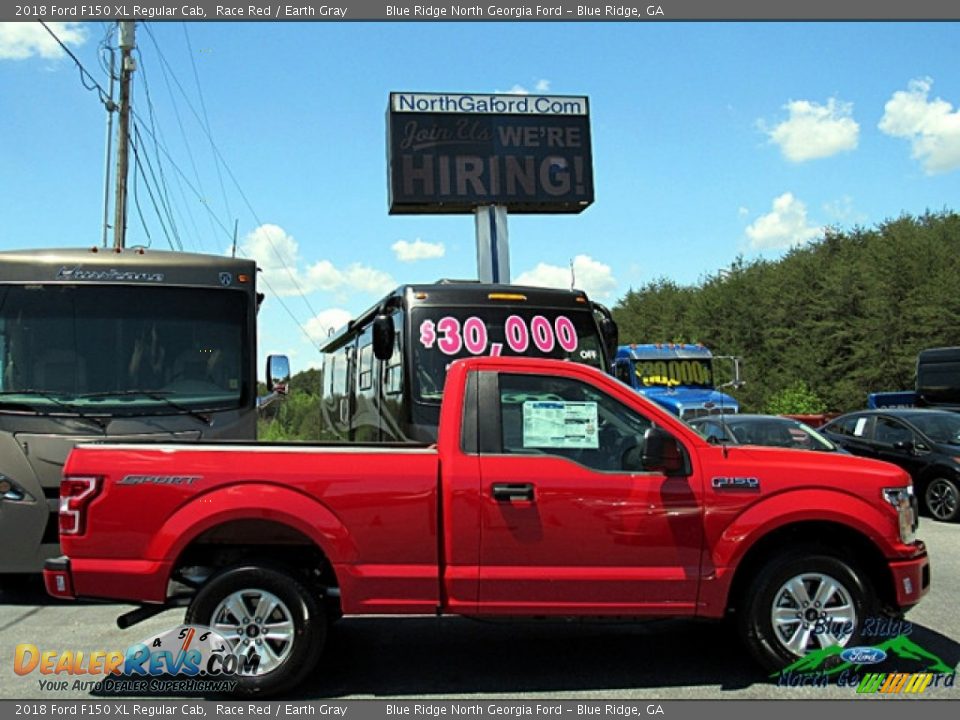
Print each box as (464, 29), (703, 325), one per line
(59, 476), (100, 535)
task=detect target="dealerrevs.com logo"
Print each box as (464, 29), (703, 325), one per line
(14, 625), (259, 695)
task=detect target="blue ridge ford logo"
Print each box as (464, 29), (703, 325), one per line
(840, 647), (888, 664)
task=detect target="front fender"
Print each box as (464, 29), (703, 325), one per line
(698, 488), (902, 617)
(712, 488), (900, 569)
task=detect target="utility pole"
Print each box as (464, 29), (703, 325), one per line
(100, 45), (116, 248)
(113, 21), (136, 250)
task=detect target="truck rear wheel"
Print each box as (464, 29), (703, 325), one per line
(739, 553), (876, 672)
(185, 565), (325, 697)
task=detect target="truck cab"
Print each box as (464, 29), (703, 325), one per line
(614, 343), (740, 419)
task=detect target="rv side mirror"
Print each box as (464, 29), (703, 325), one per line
(642, 427), (686, 476)
(373, 314), (395, 361)
(266, 354), (290, 394)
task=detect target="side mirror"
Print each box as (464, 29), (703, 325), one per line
(601, 317), (619, 368)
(373, 314), (395, 362)
(266, 354), (290, 394)
(642, 427), (686, 475)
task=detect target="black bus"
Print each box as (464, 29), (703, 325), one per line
(319, 281), (618, 442)
(917, 347), (960, 409)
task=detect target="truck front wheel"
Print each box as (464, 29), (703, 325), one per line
(740, 553), (877, 672)
(185, 565), (325, 697)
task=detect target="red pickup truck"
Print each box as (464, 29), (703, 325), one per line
(45, 357), (929, 696)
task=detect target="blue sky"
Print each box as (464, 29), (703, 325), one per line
(2, 21), (959, 371)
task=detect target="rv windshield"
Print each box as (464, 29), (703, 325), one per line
(411, 307), (605, 402)
(0, 284), (248, 413)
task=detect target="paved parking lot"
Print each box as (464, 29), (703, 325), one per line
(1, 520), (957, 700)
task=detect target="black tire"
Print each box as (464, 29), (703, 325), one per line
(923, 477), (960, 522)
(739, 552), (877, 672)
(185, 565), (325, 697)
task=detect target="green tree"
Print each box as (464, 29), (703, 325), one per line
(764, 381), (828, 415)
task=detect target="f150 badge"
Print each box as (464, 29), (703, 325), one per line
(712, 476), (760, 491)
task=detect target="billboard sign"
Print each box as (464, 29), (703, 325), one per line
(387, 92), (594, 214)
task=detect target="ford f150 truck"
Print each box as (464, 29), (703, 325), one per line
(44, 356), (929, 696)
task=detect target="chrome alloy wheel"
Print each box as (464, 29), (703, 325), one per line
(210, 589), (295, 675)
(770, 572), (857, 655)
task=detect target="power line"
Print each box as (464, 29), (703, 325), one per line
(142, 23), (223, 252)
(182, 23), (234, 230)
(138, 24), (328, 345)
(132, 121), (183, 250)
(130, 123), (179, 250)
(134, 47), (186, 251)
(125, 112), (324, 353)
(39, 21), (114, 111)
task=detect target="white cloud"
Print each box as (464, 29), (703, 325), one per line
(392, 238), (445, 262)
(343, 264), (396, 294)
(240, 223), (305, 296)
(879, 77), (960, 174)
(764, 98), (859, 162)
(306, 309), (352, 342)
(0, 22), (87, 60)
(239, 223), (396, 299)
(498, 79), (551, 96)
(745, 193), (822, 250)
(514, 254), (617, 300)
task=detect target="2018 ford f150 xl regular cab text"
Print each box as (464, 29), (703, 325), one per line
(44, 356), (929, 696)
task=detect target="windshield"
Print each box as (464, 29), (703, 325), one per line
(0, 284), (249, 414)
(631, 357), (714, 389)
(917, 360), (960, 405)
(697, 417), (838, 451)
(412, 307), (605, 402)
(907, 413), (960, 446)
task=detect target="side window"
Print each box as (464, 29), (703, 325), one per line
(875, 417), (913, 445)
(327, 356), (337, 394)
(498, 373), (653, 472)
(615, 361), (632, 385)
(830, 415), (871, 438)
(358, 343), (373, 390)
(384, 329), (403, 395)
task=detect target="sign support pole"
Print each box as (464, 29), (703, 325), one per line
(475, 205), (510, 284)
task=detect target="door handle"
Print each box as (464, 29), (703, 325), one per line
(491, 483), (535, 502)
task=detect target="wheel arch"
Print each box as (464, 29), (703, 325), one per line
(152, 483), (352, 604)
(724, 520), (896, 617)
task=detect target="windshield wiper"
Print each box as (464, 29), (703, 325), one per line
(76, 390), (213, 426)
(0, 389), (108, 429)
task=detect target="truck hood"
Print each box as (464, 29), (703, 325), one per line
(642, 387), (740, 415)
(702, 443), (912, 496)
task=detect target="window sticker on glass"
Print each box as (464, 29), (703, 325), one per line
(854, 417), (868, 437)
(522, 401), (599, 449)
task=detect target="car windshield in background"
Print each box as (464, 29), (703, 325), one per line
(907, 412), (960, 446)
(693, 416), (839, 451)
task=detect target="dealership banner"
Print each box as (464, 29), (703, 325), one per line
(387, 92), (593, 214)
(1, 700), (958, 719)
(4, 2), (960, 21)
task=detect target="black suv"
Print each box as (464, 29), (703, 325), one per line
(821, 408), (960, 522)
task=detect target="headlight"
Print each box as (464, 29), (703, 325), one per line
(883, 486), (918, 544)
